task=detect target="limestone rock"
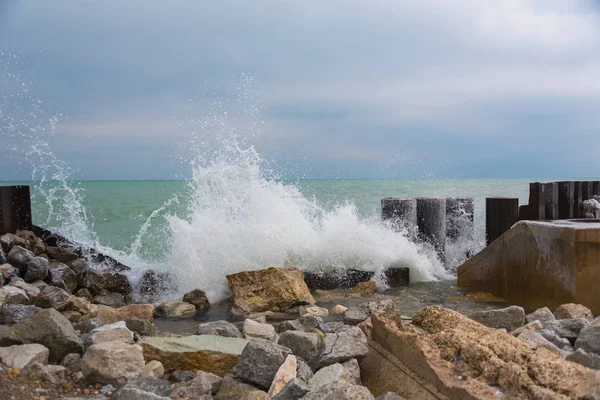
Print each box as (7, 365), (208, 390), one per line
(45, 246), (79, 263)
(517, 330), (565, 356)
(154, 300), (196, 318)
(35, 285), (73, 311)
(272, 377), (310, 400)
(15, 231), (45, 255)
(1, 285), (30, 305)
(24, 257), (49, 282)
(544, 318), (590, 343)
(85, 321), (135, 346)
(319, 326), (368, 367)
(554, 303), (594, 321)
(197, 320), (243, 338)
(309, 363), (353, 389)
(526, 307), (555, 324)
(214, 374), (267, 400)
(92, 290), (125, 308)
(469, 305), (525, 331)
(243, 319), (278, 342)
(509, 320), (543, 336)
(0, 233), (28, 253)
(102, 271), (133, 296)
(141, 360), (164, 378)
(71, 296), (95, 316)
(26, 361), (61, 384)
(126, 318), (159, 337)
(60, 353), (81, 367)
(350, 280), (376, 295)
(0, 308), (83, 362)
(91, 303), (154, 325)
(358, 318), (373, 339)
(361, 299), (396, 316)
(567, 349), (600, 370)
(10, 278), (41, 300)
(112, 376), (172, 399)
(0, 343), (49, 370)
(183, 288), (210, 312)
(7, 245), (34, 272)
(81, 341), (145, 386)
(537, 329), (573, 350)
(226, 267), (315, 313)
(112, 387), (170, 400)
(194, 370), (223, 394)
(139, 334), (248, 375)
(342, 358), (361, 385)
(231, 339), (292, 390)
(299, 306), (329, 318)
(278, 330), (322, 369)
(0, 304), (40, 325)
(0, 263), (16, 280)
(344, 308), (368, 325)
(47, 263), (78, 293)
(332, 305), (348, 315)
(575, 325), (600, 355)
(302, 382), (375, 400)
(278, 315), (324, 334)
(267, 354), (297, 398)
(296, 357), (314, 383)
(78, 269), (106, 295)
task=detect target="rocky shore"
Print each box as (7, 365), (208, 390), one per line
(0, 229), (599, 399)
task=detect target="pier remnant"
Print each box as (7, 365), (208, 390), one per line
(574, 181), (583, 218)
(381, 197), (417, 235)
(0, 186), (32, 235)
(485, 197), (518, 245)
(558, 181), (575, 219)
(542, 182), (559, 220)
(593, 181), (600, 196)
(416, 198), (446, 262)
(445, 198), (474, 240)
(528, 182), (545, 220)
(582, 181), (593, 202)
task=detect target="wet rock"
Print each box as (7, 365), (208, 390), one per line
(272, 377), (310, 400)
(350, 280), (376, 295)
(0, 343), (49, 370)
(567, 348), (600, 370)
(45, 246), (79, 263)
(0, 304), (40, 324)
(197, 320), (243, 338)
(35, 285), (74, 311)
(139, 334), (248, 375)
(1, 285), (30, 305)
(0, 233), (28, 253)
(554, 303), (594, 321)
(544, 318), (590, 343)
(183, 288), (210, 312)
(332, 305), (348, 315)
(0, 263), (16, 280)
(78, 269), (105, 295)
(92, 290), (125, 308)
(141, 360), (164, 378)
(24, 257), (49, 282)
(81, 341), (145, 386)
(319, 326), (368, 367)
(61, 353), (81, 367)
(344, 308), (369, 326)
(361, 298), (396, 316)
(102, 271), (133, 296)
(7, 245), (34, 272)
(267, 354), (297, 398)
(469, 305), (525, 331)
(0, 308), (83, 362)
(85, 321), (135, 346)
(214, 374), (268, 400)
(526, 307), (555, 324)
(575, 325), (600, 355)
(91, 303), (154, 325)
(517, 330), (565, 356)
(126, 317), (159, 337)
(138, 269), (177, 300)
(15, 231), (45, 255)
(278, 330), (322, 369)
(154, 300), (196, 318)
(47, 263), (78, 293)
(309, 363), (354, 389)
(170, 369), (196, 382)
(299, 305), (329, 318)
(226, 267), (315, 313)
(537, 328), (573, 350)
(302, 382), (375, 400)
(243, 319), (278, 342)
(231, 339), (292, 390)
(67, 258), (88, 275)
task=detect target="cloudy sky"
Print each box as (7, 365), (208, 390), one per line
(1, 0), (599, 180)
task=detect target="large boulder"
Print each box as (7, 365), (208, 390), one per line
(567, 349), (600, 370)
(10, 278), (41, 300)
(125, 318), (159, 337)
(7, 245), (34, 272)
(139, 335), (248, 375)
(555, 303), (594, 321)
(0, 304), (40, 325)
(92, 290), (125, 308)
(197, 320), (243, 338)
(102, 271), (133, 296)
(309, 363), (355, 389)
(47, 263), (78, 293)
(231, 340), (292, 390)
(183, 288), (210, 312)
(0, 285), (30, 305)
(154, 300), (196, 318)
(24, 257), (49, 282)
(278, 330), (322, 369)
(85, 321), (135, 346)
(575, 325), (600, 355)
(0, 233), (29, 253)
(469, 305), (525, 331)
(0, 308), (83, 362)
(319, 326), (368, 367)
(35, 285), (74, 311)
(78, 268), (106, 295)
(81, 340), (145, 386)
(544, 318), (590, 343)
(0, 343), (49, 370)
(90, 303), (154, 325)
(243, 319), (278, 342)
(226, 267), (315, 313)
(525, 307), (555, 324)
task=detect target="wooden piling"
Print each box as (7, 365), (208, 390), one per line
(416, 197), (446, 261)
(0, 186), (32, 235)
(381, 197), (417, 234)
(543, 182), (559, 220)
(446, 197), (474, 240)
(593, 181), (600, 196)
(582, 181), (594, 202)
(558, 181), (575, 220)
(574, 181), (583, 218)
(528, 182), (545, 220)
(486, 197), (519, 245)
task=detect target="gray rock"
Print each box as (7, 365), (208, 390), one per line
(10, 277), (41, 300)
(554, 303), (594, 321)
(102, 272), (133, 296)
(170, 369), (196, 382)
(0, 308), (83, 362)
(566, 348), (600, 370)
(120, 377), (172, 396)
(343, 308), (368, 325)
(154, 300), (196, 318)
(0, 233), (29, 253)
(85, 321), (135, 346)
(78, 269), (105, 295)
(517, 330), (565, 356)
(0, 263), (16, 280)
(510, 320), (543, 337)
(0, 343), (49, 370)
(538, 329), (572, 350)
(111, 387), (171, 400)
(125, 318), (159, 337)
(7, 245), (34, 273)
(296, 358), (314, 383)
(45, 246), (79, 263)
(361, 299), (396, 316)
(61, 353), (81, 367)
(469, 306), (525, 331)
(195, 370), (223, 394)
(309, 363), (354, 389)
(35, 285), (74, 311)
(301, 382), (375, 400)
(231, 339), (293, 390)
(1, 285), (30, 305)
(243, 319), (278, 342)
(24, 257), (49, 283)
(26, 361), (61, 383)
(0, 245), (5, 264)
(75, 288), (93, 301)
(67, 258), (88, 276)
(0, 304), (40, 325)
(544, 318), (590, 343)
(214, 374), (268, 399)
(525, 307), (555, 324)
(93, 290), (125, 308)
(342, 359), (361, 385)
(197, 320), (243, 338)
(47, 263), (78, 293)
(278, 330), (322, 369)
(319, 326), (368, 367)
(183, 288), (210, 312)
(575, 325), (600, 355)
(73, 318), (102, 334)
(321, 322), (348, 333)
(272, 377), (310, 400)
(279, 316), (324, 334)
(376, 393), (406, 400)
(81, 341), (145, 386)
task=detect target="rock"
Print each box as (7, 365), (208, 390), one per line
(544, 318), (590, 343)
(92, 290), (125, 308)
(0, 263), (16, 280)
(67, 258), (88, 275)
(517, 330), (565, 356)
(81, 340), (145, 386)
(197, 320), (243, 338)
(7, 245), (34, 272)
(15, 231), (45, 255)
(361, 299), (396, 316)
(243, 319), (278, 342)
(554, 303), (594, 320)
(567, 349), (600, 370)
(78, 269), (105, 295)
(45, 246), (79, 263)
(319, 326), (368, 367)
(138, 269), (177, 300)
(75, 288), (93, 301)
(47, 263), (78, 293)
(332, 305), (348, 315)
(71, 295), (95, 316)
(183, 289), (210, 312)
(196, 370), (223, 394)
(231, 339), (292, 390)
(0, 233), (28, 253)
(0, 344), (49, 370)
(0, 246), (4, 264)
(9, 278), (41, 300)
(302, 382), (375, 400)
(538, 329), (573, 350)
(526, 307), (555, 324)
(278, 330), (322, 369)
(267, 354), (297, 398)
(357, 318), (373, 339)
(61, 353), (81, 367)
(215, 374), (268, 400)
(91, 304), (154, 325)
(575, 325), (600, 355)
(112, 377), (172, 400)
(350, 281), (376, 295)
(226, 267), (315, 313)
(112, 388), (170, 400)
(102, 271), (133, 296)
(0, 304), (40, 324)
(170, 369), (196, 382)
(0, 308), (83, 362)
(24, 257), (49, 282)
(278, 315), (324, 334)
(62, 310), (83, 323)
(510, 320), (543, 336)
(299, 306), (329, 318)
(342, 358), (361, 385)
(376, 393), (406, 400)
(344, 308), (369, 326)
(86, 321), (135, 346)
(1, 285), (30, 305)
(272, 377), (310, 400)
(141, 360), (164, 378)
(469, 305), (525, 331)
(140, 334), (248, 375)
(26, 361), (61, 384)
(309, 363), (353, 389)
(35, 285), (73, 311)
(126, 318), (159, 337)
(154, 300), (196, 318)
(73, 318), (103, 334)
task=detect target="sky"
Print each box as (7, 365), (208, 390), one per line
(0, 0), (599, 180)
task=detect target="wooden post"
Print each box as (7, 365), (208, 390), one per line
(543, 182), (559, 220)
(528, 182), (545, 220)
(0, 186), (33, 235)
(416, 198), (446, 262)
(558, 181), (575, 220)
(381, 197), (417, 235)
(574, 181), (583, 218)
(446, 198), (474, 240)
(593, 181), (600, 197)
(582, 181), (594, 202)
(486, 197), (519, 245)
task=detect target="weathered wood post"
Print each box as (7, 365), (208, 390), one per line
(416, 197), (446, 262)
(381, 197), (417, 236)
(528, 182), (545, 220)
(0, 186), (33, 234)
(593, 181), (600, 196)
(574, 181), (583, 218)
(558, 181), (575, 219)
(543, 182), (559, 220)
(446, 197), (474, 240)
(486, 197), (519, 245)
